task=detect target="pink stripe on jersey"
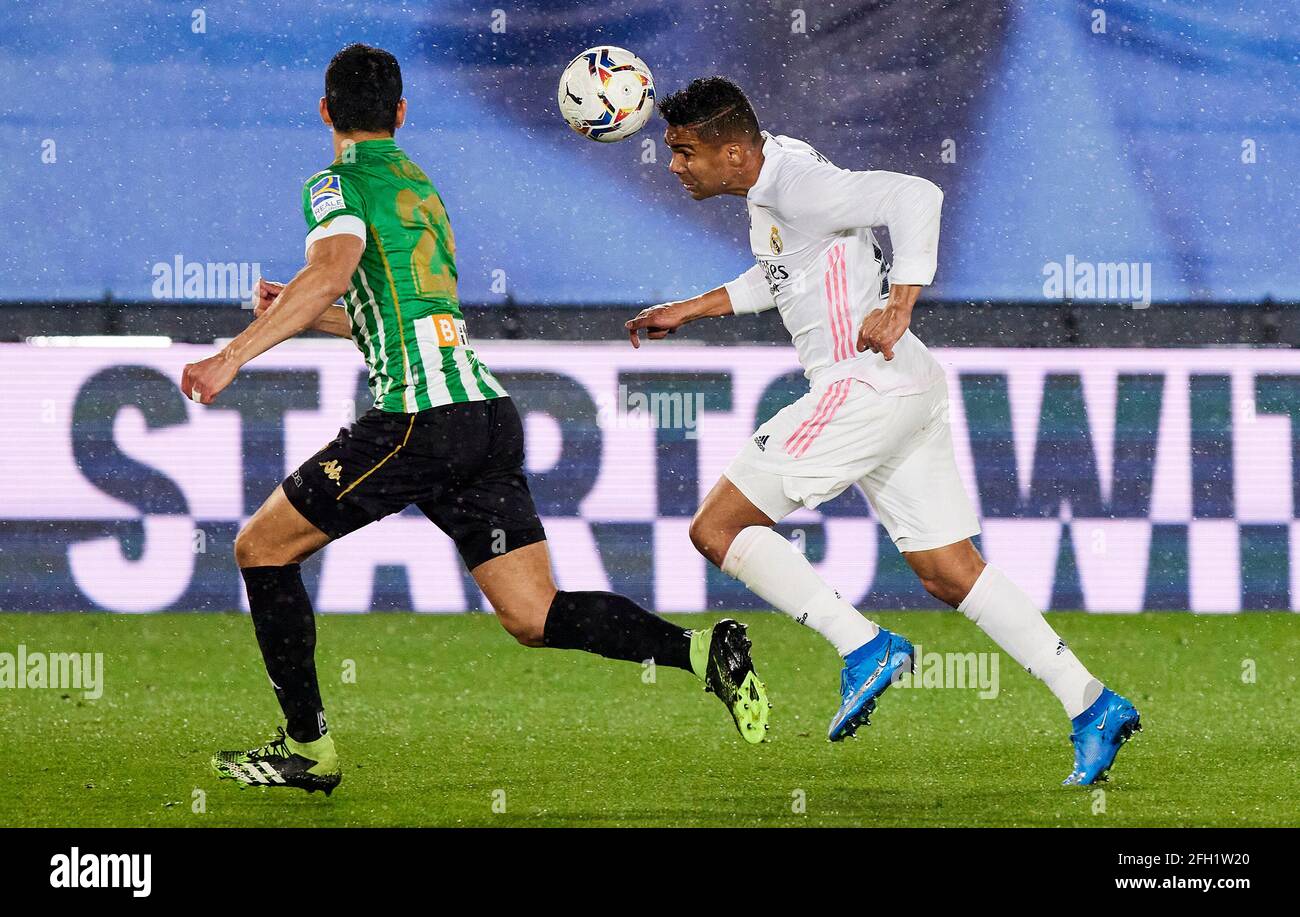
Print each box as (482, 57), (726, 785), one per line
(833, 245), (847, 361)
(826, 244), (852, 362)
(785, 380), (851, 458)
(824, 249), (846, 362)
(836, 244), (853, 359)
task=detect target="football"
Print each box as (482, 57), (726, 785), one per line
(556, 45), (655, 142)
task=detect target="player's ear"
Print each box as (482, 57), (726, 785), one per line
(319, 97), (332, 128)
(394, 98), (407, 131)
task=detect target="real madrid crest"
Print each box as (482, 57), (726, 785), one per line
(769, 225), (783, 255)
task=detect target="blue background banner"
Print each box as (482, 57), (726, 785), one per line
(1, 1), (1295, 304)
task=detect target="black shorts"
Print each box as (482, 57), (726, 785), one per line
(282, 397), (546, 570)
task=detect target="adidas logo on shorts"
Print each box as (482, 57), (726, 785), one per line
(754, 434), (769, 452)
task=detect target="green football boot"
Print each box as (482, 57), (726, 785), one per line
(691, 619), (770, 744)
(212, 726), (342, 795)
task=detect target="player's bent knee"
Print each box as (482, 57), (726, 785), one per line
(496, 605), (546, 647)
(234, 520), (313, 569)
(687, 513), (709, 554)
(232, 525), (262, 569)
(487, 592), (549, 647)
(687, 512), (730, 567)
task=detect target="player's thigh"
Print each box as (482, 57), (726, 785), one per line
(421, 470), (547, 572)
(235, 485), (332, 568)
(418, 399), (549, 638)
(706, 386), (850, 560)
(859, 386), (981, 559)
(712, 381), (898, 564)
(470, 541), (555, 646)
(417, 400), (547, 573)
(691, 475), (782, 567)
(281, 407), (423, 545)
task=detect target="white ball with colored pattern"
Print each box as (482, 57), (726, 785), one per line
(557, 46), (656, 143)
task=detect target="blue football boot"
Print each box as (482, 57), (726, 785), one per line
(1062, 687), (1141, 786)
(827, 628), (914, 742)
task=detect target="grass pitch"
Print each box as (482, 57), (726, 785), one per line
(0, 611), (1296, 827)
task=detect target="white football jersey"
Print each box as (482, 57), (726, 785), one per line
(723, 132), (945, 395)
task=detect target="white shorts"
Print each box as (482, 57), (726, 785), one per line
(724, 377), (981, 553)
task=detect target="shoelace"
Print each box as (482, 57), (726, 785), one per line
(248, 726), (292, 761)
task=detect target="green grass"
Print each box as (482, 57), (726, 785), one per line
(0, 611), (1296, 827)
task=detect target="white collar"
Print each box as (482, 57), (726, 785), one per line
(748, 131), (780, 201)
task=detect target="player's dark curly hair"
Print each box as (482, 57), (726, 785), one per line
(658, 77), (761, 144)
(324, 43), (403, 134)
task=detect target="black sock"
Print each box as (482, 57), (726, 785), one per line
(542, 590), (694, 672)
(241, 564), (326, 743)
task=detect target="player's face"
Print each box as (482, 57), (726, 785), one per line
(664, 126), (734, 199)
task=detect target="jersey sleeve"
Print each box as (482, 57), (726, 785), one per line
(723, 264), (778, 315)
(301, 171), (368, 259)
(776, 165), (944, 285)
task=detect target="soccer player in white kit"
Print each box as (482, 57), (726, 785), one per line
(626, 78), (1140, 785)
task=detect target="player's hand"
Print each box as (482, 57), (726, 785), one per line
(857, 282), (924, 361)
(180, 352), (239, 406)
(625, 304), (681, 349)
(855, 304), (912, 360)
(252, 278), (285, 319)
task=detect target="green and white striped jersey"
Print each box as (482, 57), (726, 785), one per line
(302, 138), (506, 412)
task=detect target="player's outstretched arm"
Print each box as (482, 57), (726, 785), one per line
(625, 261), (781, 348)
(180, 234), (364, 404)
(625, 285), (734, 348)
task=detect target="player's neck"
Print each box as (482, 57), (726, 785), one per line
(727, 146), (765, 196)
(331, 130), (394, 159)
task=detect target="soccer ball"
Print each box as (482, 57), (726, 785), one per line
(557, 46), (656, 143)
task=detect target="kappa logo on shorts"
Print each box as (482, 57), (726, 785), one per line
(753, 434), (769, 452)
(319, 459), (343, 485)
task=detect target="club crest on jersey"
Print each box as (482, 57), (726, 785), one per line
(309, 174), (346, 221)
(769, 225), (783, 254)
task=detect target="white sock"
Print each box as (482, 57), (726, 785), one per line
(721, 526), (878, 656)
(958, 565), (1102, 718)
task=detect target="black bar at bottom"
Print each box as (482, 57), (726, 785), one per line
(3, 827), (1287, 902)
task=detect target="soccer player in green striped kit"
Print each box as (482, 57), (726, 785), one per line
(180, 44), (767, 794)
